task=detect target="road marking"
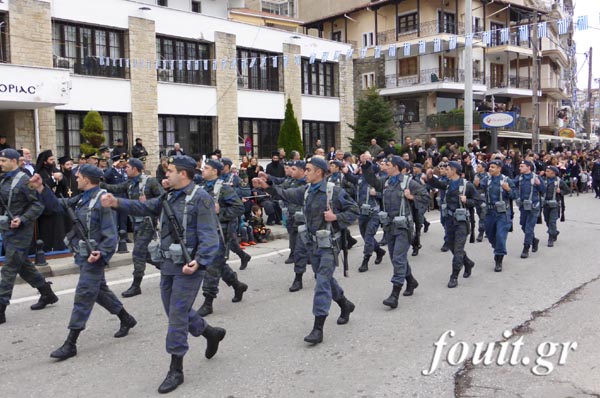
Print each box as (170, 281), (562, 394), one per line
(11, 220), (443, 305)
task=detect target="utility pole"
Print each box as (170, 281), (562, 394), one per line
(531, 12), (540, 152)
(464, 0), (473, 147)
(587, 47), (593, 138)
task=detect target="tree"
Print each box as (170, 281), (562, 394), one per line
(80, 110), (105, 156)
(278, 98), (304, 158)
(349, 87), (395, 155)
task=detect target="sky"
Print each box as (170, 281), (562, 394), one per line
(573, 1), (600, 89)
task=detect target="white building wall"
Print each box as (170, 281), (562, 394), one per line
(0, 1), (8, 11)
(157, 82), (217, 116)
(301, 96), (340, 122)
(237, 90), (285, 119)
(55, 75), (131, 112)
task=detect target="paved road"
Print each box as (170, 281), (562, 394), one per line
(1, 194), (598, 398)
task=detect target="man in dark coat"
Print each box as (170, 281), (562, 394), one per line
(35, 150), (66, 252)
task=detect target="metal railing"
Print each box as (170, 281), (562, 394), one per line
(53, 55), (126, 79)
(384, 68), (484, 88)
(376, 20), (465, 45)
(487, 75), (532, 90)
(425, 112), (532, 133)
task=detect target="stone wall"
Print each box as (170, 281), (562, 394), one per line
(214, 31), (239, 161)
(338, 55), (355, 152)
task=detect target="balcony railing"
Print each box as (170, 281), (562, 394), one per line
(487, 75), (532, 90)
(376, 20), (465, 45)
(425, 112), (532, 132)
(384, 68), (484, 89)
(53, 55), (126, 79)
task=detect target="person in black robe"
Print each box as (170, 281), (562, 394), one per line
(35, 150), (66, 252)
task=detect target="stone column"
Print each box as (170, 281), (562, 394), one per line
(128, 16), (159, 173)
(282, 43), (302, 148)
(338, 55), (355, 152)
(9, 0), (55, 156)
(214, 31), (239, 161)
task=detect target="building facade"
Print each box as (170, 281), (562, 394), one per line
(0, 0), (354, 173)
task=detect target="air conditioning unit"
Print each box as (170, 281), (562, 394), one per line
(55, 56), (70, 69)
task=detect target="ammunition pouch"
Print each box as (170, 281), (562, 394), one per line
(378, 211), (389, 226)
(522, 199), (533, 211)
(163, 243), (192, 265)
(454, 208), (468, 222)
(78, 239), (97, 258)
(545, 200), (558, 208)
(148, 239), (164, 263)
(315, 230), (332, 248)
(440, 203), (448, 218)
(494, 201), (508, 213)
(360, 204), (372, 216)
(298, 224), (309, 244)
(0, 215), (10, 231)
(294, 211), (306, 225)
(391, 215), (410, 235)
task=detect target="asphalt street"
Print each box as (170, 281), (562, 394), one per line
(1, 193), (599, 398)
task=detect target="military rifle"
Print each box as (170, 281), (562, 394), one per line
(159, 191), (193, 266)
(469, 207), (475, 243)
(59, 194), (95, 256)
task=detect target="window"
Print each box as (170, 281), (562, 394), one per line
(473, 17), (482, 34)
(52, 20), (126, 78)
(490, 64), (504, 88)
(56, 112), (128, 157)
(361, 72), (375, 90)
(331, 31), (342, 42)
(237, 48), (282, 91)
(490, 22), (504, 46)
(437, 11), (456, 34)
(302, 121), (336, 156)
(398, 13), (418, 34)
(0, 13), (7, 63)
(362, 32), (374, 47)
(238, 118), (281, 158)
(301, 59), (337, 96)
(398, 57), (418, 77)
(192, 1), (201, 13)
(158, 115), (213, 156)
(157, 0), (168, 6)
(156, 36), (211, 85)
(439, 56), (456, 79)
(261, 0), (294, 17)
(399, 99), (420, 122)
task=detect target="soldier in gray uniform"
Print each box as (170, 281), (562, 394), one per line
(33, 164), (137, 360)
(253, 157), (358, 345)
(196, 159), (249, 317)
(513, 160), (545, 259)
(426, 161), (478, 288)
(363, 156), (428, 307)
(0, 149), (58, 325)
(542, 166), (570, 247)
(101, 157), (162, 297)
(102, 155), (227, 394)
(473, 162), (489, 242)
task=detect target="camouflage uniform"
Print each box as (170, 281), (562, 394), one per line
(513, 173), (545, 256)
(474, 171), (489, 239)
(542, 175), (570, 245)
(220, 172), (251, 266)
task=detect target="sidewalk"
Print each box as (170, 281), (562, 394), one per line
(15, 224), (289, 284)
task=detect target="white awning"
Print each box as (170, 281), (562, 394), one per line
(0, 64), (71, 110)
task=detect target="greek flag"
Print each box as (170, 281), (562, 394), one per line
(482, 31), (491, 46)
(374, 46), (381, 58)
(283, 55), (289, 67)
(333, 51), (341, 61)
(212, 60), (217, 70)
(203, 60), (208, 70)
(186, 60), (191, 70)
(577, 15), (588, 31)
(449, 36), (457, 50)
(125, 58), (130, 68)
(403, 42), (411, 56)
(360, 47), (368, 59)
(346, 48), (354, 59)
(322, 51), (329, 62)
(260, 56), (267, 67)
(230, 59), (236, 70)
(272, 56), (278, 68)
(388, 44), (396, 57)
(519, 25), (529, 42)
(132, 58), (137, 68)
(294, 55), (301, 65)
(169, 60), (175, 70)
(500, 27), (509, 44)
(309, 53), (316, 64)
(177, 60), (183, 71)
(433, 38), (441, 52)
(99, 56), (105, 66)
(221, 58), (227, 70)
(418, 40), (426, 54)
(194, 60), (200, 70)
(558, 18), (569, 35)
(537, 22), (547, 38)
(249, 57), (257, 68)
(465, 33), (473, 47)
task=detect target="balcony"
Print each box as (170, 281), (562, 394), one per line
(542, 47), (569, 67)
(485, 32), (533, 56)
(53, 55), (127, 79)
(425, 112), (532, 133)
(381, 68), (486, 96)
(377, 20), (465, 45)
(486, 75), (533, 98)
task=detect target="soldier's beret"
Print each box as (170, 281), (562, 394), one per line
(128, 158), (144, 171)
(78, 164), (104, 179)
(448, 161), (463, 173)
(308, 157), (328, 172)
(478, 161), (488, 169)
(413, 163), (424, 169)
(331, 160), (343, 168)
(390, 156), (409, 170)
(221, 157), (233, 166)
(0, 149), (21, 160)
(489, 159), (503, 167)
(546, 165), (560, 175)
(168, 155), (197, 171)
(205, 158), (224, 172)
(292, 160), (306, 169)
(521, 160), (534, 169)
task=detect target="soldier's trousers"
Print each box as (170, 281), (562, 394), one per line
(131, 221), (154, 278)
(519, 207), (540, 246)
(160, 270), (207, 356)
(543, 206), (559, 238)
(476, 203), (487, 233)
(387, 228), (412, 286)
(227, 222), (249, 261)
(293, 232), (309, 274)
(287, 220), (298, 258)
(485, 210), (511, 256)
(68, 261), (124, 330)
(202, 259), (238, 299)
(358, 214), (380, 257)
(445, 218), (469, 276)
(440, 212), (449, 244)
(0, 245), (46, 306)
(593, 178), (600, 197)
(306, 241), (344, 317)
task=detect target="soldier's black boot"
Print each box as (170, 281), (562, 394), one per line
(403, 274), (419, 296)
(532, 238), (539, 253)
(158, 355), (184, 394)
(440, 242), (450, 252)
(198, 296), (213, 317)
(202, 324), (226, 359)
(335, 296), (355, 325)
(424, 220), (430, 233)
(463, 257), (475, 278)
(547, 236), (554, 247)
(0, 303), (6, 325)
(358, 256), (370, 273)
(240, 254), (251, 270)
(382, 284), (402, 309)
(374, 247), (386, 264)
(494, 255), (503, 272)
(304, 316), (326, 344)
(284, 255), (294, 264)
(231, 279), (248, 303)
(411, 244), (421, 257)
(121, 277), (143, 298)
(50, 329), (81, 360)
(114, 308), (137, 338)
(520, 245), (530, 259)
(30, 282), (59, 310)
(448, 271), (459, 288)
(289, 273), (303, 292)
(476, 231), (484, 242)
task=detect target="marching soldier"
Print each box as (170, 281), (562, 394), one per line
(408, 163), (428, 256)
(542, 166), (570, 247)
(426, 161), (478, 288)
(473, 162), (489, 242)
(363, 156), (427, 306)
(101, 157), (162, 297)
(101, 155), (227, 394)
(344, 152), (386, 273)
(513, 160), (545, 258)
(196, 159), (249, 316)
(328, 160), (358, 250)
(33, 164), (137, 360)
(0, 149), (58, 325)
(475, 160), (517, 272)
(253, 157), (358, 345)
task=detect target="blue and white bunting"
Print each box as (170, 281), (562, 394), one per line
(418, 40), (426, 54)
(482, 31), (491, 46)
(537, 22), (547, 38)
(221, 58), (227, 70)
(558, 18), (569, 35)
(204, 60), (209, 70)
(230, 59), (236, 69)
(322, 51), (329, 62)
(283, 55), (289, 67)
(500, 27), (509, 43)
(403, 42), (411, 56)
(99, 56), (105, 66)
(333, 51), (341, 61)
(260, 56), (267, 67)
(465, 33), (473, 47)
(374, 46), (381, 58)
(388, 44), (396, 57)
(433, 38), (441, 52)
(309, 53), (316, 64)
(519, 25), (529, 42)
(577, 15), (588, 31)
(294, 55), (301, 65)
(346, 48), (354, 60)
(178, 60), (183, 71)
(212, 60), (217, 70)
(359, 47), (368, 59)
(272, 56), (278, 68)
(449, 36), (457, 50)
(249, 57), (257, 68)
